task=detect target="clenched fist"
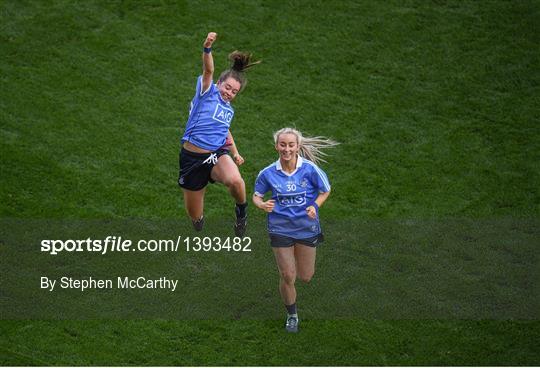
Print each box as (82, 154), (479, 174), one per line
(204, 32), (217, 48)
(260, 199), (275, 213)
(306, 205), (318, 219)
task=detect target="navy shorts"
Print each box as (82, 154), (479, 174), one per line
(269, 233), (324, 248)
(178, 148), (228, 191)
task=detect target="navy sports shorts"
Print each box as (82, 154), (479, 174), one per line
(269, 233), (324, 248)
(178, 148), (228, 191)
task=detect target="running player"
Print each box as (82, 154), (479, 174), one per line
(179, 32), (259, 235)
(253, 128), (338, 332)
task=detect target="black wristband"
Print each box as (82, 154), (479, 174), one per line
(203, 47), (212, 54)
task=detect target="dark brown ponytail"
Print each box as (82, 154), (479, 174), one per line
(218, 51), (261, 91)
(228, 51), (261, 72)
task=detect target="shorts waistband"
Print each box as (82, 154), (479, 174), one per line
(181, 147), (214, 158)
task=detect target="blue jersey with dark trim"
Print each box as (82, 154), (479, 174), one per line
(254, 156), (331, 238)
(181, 76), (234, 151)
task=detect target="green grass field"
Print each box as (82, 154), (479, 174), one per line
(1, 0), (539, 365)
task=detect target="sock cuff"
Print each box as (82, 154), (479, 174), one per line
(285, 303), (297, 315)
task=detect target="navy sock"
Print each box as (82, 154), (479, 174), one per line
(285, 303), (297, 315)
(235, 202), (247, 218)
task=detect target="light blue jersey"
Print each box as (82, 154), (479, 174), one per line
(254, 156), (331, 238)
(182, 76), (234, 151)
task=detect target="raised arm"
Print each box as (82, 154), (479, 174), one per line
(202, 32), (217, 93)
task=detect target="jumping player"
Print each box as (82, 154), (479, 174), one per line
(179, 32), (259, 235)
(253, 128), (338, 333)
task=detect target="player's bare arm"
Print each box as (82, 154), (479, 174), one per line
(253, 194), (275, 213)
(227, 131), (244, 166)
(201, 32), (216, 92)
(306, 191), (330, 219)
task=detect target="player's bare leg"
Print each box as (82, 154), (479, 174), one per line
(294, 244), (317, 283)
(273, 246), (300, 332)
(182, 188), (205, 231)
(211, 155), (248, 236)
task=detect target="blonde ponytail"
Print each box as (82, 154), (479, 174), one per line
(273, 127), (339, 165)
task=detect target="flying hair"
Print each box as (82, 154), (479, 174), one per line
(218, 51), (261, 91)
(229, 51), (261, 72)
(274, 127), (339, 165)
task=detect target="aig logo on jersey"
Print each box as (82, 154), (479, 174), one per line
(277, 191), (307, 207)
(213, 104), (234, 126)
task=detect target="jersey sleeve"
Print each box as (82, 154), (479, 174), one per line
(254, 170), (271, 197)
(311, 165), (331, 193)
(195, 75), (213, 97)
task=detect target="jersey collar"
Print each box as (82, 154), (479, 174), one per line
(276, 155), (303, 176)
